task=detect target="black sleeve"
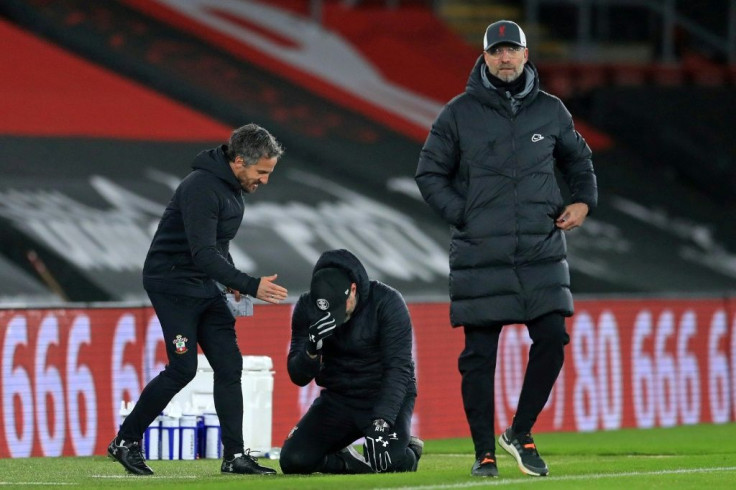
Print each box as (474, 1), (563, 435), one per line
(553, 100), (598, 212)
(179, 180), (260, 296)
(287, 296), (321, 386)
(415, 104), (466, 227)
(372, 289), (415, 426)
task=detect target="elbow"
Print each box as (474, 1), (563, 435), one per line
(288, 372), (313, 387)
(191, 248), (219, 272)
(287, 360), (315, 387)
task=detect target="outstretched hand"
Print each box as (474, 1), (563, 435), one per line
(256, 274), (288, 304)
(556, 202), (589, 231)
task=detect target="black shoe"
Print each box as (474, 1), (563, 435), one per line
(408, 435), (424, 471)
(221, 450), (277, 475)
(408, 435), (424, 460)
(471, 451), (498, 477)
(107, 437), (153, 475)
(498, 427), (549, 476)
(336, 445), (374, 474)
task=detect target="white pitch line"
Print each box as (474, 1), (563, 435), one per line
(91, 475), (198, 479)
(388, 466), (736, 490)
(441, 454), (679, 459)
(0, 484), (73, 486)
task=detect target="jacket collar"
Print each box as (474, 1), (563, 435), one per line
(465, 55), (540, 108)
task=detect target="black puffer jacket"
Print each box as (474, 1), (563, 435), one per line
(287, 249), (417, 425)
(416, 57), (597, 327)
(142, 145), (260, 298)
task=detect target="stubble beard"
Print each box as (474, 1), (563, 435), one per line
(496, 65), (523, 83)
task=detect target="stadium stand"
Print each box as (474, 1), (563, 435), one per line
(1, 0), (735, 303)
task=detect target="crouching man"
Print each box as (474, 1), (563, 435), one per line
(279, 249), (422, 474)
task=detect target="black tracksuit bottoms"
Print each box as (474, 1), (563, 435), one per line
(117, 291), (246, 457)
(279, 391), (417, 474)
(458, 311), (569, 457)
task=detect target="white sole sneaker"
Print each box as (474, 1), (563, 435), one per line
(498, 429), (548, 477)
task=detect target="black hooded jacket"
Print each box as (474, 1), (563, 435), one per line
(142, 145), (260, 298)
(287, 249), (417, 426)
(416, 57), (598, 327)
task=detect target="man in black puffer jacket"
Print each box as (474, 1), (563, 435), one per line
(279, 249), (422, 474)
(416, 20), (597, 478)
(108, 124), (287, 477)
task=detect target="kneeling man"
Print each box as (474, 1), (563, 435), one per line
(279, 249), (422, 474)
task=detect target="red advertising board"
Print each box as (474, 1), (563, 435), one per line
(0, 297), (734, 457)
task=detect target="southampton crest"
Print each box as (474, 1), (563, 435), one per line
(173, 334), (189, 354)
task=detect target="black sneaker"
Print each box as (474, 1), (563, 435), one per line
(471, 451), (498, 477)
(408, 435), (424, 460)
(336, 445), (374, 474)
(498, 427), (549, 476)
(408, 435), (424, 471)
(221, 450), (277, 475)
(107, 437), (153, 475)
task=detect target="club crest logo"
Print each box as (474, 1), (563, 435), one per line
(316, 298), (329, 311)
(173, 334), (189, 354)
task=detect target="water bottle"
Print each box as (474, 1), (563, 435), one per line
(118, 400), (129, 429)
(144, 414), (162, 460)
(161, 413), (180, 460)
(179, 403), (198, 460)
(203, 412), (221, 459)
(197, 414), (205, 459)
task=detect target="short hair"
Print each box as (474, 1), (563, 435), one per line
(226, 123), (284, 165)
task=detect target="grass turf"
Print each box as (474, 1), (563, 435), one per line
(2, 423), (735, 489)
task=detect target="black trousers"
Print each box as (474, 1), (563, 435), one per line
(279, 391), (417, 474)
(118, 291), (245, 457)
(458, 311), (568, 457)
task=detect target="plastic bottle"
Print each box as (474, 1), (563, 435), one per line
(161, 403), (181, 460)
(203, 410), (222, 459)
(179, 402), (198, 460)
(144, 413), (162, 460)
(197, 414), (205, 459)
(118, 400), (129, 429)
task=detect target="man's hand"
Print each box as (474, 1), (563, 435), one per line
(225, 287), (241, 302)
(256, 274), (288, 304)
(307, 311), (337, 355)
(556, 202), (589, 231)
(363, 418), (398, 472)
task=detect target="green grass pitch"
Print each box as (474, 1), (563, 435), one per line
(2, 423), (735, 489)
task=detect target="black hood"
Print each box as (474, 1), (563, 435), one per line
(191, 144), (241, 191)
(312, 249), (371, 313)
(465, 55), (540, 108)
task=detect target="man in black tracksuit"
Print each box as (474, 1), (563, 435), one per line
(279, 249), (422, 474)
(108, 123), (288, 476)
(416, 21), (598, 478)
